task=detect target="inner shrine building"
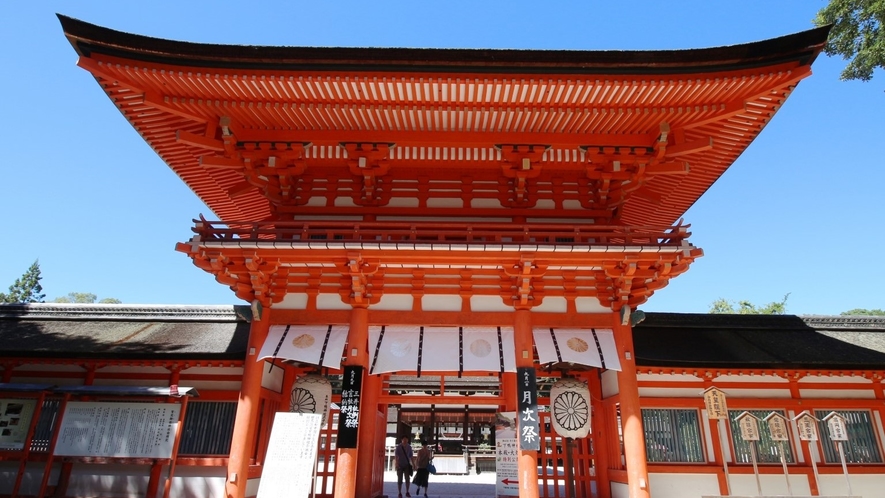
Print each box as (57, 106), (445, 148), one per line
(7, 15), (849, 498)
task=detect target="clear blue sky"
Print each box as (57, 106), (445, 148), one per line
(1, 1), (882, 315)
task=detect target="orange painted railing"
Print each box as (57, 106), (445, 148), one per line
(190, 218), (691, 247)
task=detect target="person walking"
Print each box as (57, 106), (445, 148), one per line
(394, 436), (414, 498)
(412, 439), (432, 497)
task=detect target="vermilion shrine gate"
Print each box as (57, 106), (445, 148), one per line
(54, 16), (830, 498)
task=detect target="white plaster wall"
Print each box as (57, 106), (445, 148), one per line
(12, 364), (84, 373)
(637, 373), (702, 382)
(421, 294), (462, 311)
(277, 293), (308, 309)
(316, 294), (352, 310)
(727, 473), (812, 497)
(388, 197), (421, 207)
(611, 481), (629, 498)
(601, 369), (619, 398)
(0, 462), (59, 494)
(714, 374), (787, 383)
(714, 388), (792, 398)
(168, 466), (227, 498)
(470, 295), (512, 312)
(64, 464), (237, 498)
(93, 378), (168, 387)
(426, 197), (462, 208)
(818, 473), (884, 497)
(372, 294), (413, 310)
(639, 387), (706, 398)
(799, 389), (876, 399)
(533, 296), (567, 313)
(66, 464), (150, 498)
(798, 374), (872, 384)
(648, 473), (720, 498)
(575, 297), (610, 313)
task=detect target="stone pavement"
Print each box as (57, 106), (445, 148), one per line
(382, 469), (497, 498)
(381, 469), (569, 498)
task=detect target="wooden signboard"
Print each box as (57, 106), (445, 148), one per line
(736, 412), (760, 441)
(795, 412), (819, 441)
(703, 387), (728, 419)
(825, 412), (848, 441)
(765, 413), (789, 441)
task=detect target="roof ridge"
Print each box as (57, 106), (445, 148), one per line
(0, 303), (249, 322)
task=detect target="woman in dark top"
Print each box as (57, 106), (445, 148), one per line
(412, 440), (432, 497)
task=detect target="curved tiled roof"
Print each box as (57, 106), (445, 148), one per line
(58, 16), (830, 227)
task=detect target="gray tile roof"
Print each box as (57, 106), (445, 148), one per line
(634, 313), (885, 369)
(0, 304), (251, 359)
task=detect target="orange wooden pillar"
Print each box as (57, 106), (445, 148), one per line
(357, 372), (383, 498)
(613, 319), (650, 498)
(334, 306), (369, 498)
(226, 307), (272, 498)
(587, 371), (611, 498)
(514, 309), (540, 498)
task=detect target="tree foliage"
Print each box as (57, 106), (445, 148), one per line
(840, 308), (885, 315)
(709, 294), (790, 315)
(53, 292), (121, 304)
(814, 0), (885, 82)
(0, 261), (45, 304)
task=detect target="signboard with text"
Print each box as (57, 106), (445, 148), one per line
(736, 413), (760, 441)
(825, 412), (848, 441)
(257, 413), (322, 498)
(54, 402), (180, 458)
(0, 399), (37, 451)
(516, 367), (540, 451)
(795, 412), (819, 441)
(336, 365), (363, 448)
(703, 387), (728, 419)
(495, 437), (519, 498)
(765, 413), (789, 441)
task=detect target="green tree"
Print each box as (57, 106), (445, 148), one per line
(840, 308), (885, 315)
(814, 0), (885, 82)
(0, 260), (46, 304)
(53, 292), (121, 304)
(709, 294), (790, 315)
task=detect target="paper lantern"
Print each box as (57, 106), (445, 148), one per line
(291, 375), (332, 423)
(549, 377), (591, 438)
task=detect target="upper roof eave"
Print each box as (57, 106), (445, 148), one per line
(58, 14), (831, 75)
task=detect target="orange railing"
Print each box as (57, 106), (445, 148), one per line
(190, 218), (691, 247)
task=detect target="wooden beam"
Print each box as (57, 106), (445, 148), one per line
(664, 137), (713, 158)
(176, 130), (224, 152)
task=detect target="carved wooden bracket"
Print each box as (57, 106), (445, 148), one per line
(343, 142), (393, 205)
(503, 255), (547, 310)
(497, 144), (549, 205)
(339, 252), (381, 308)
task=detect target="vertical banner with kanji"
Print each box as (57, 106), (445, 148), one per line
(516, 367), (540, 451)
(337, 365), (363, 448)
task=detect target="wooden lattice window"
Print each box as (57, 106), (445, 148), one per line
(641, 408), (705, 463)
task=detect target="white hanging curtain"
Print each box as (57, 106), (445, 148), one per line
(368, 325), (516, 375)
(257, 325), (349, 368)
(532, 328), (621, 371)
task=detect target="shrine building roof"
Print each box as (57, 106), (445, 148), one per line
(59, 15), (830, 226)
(2, 303), (884, 372)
